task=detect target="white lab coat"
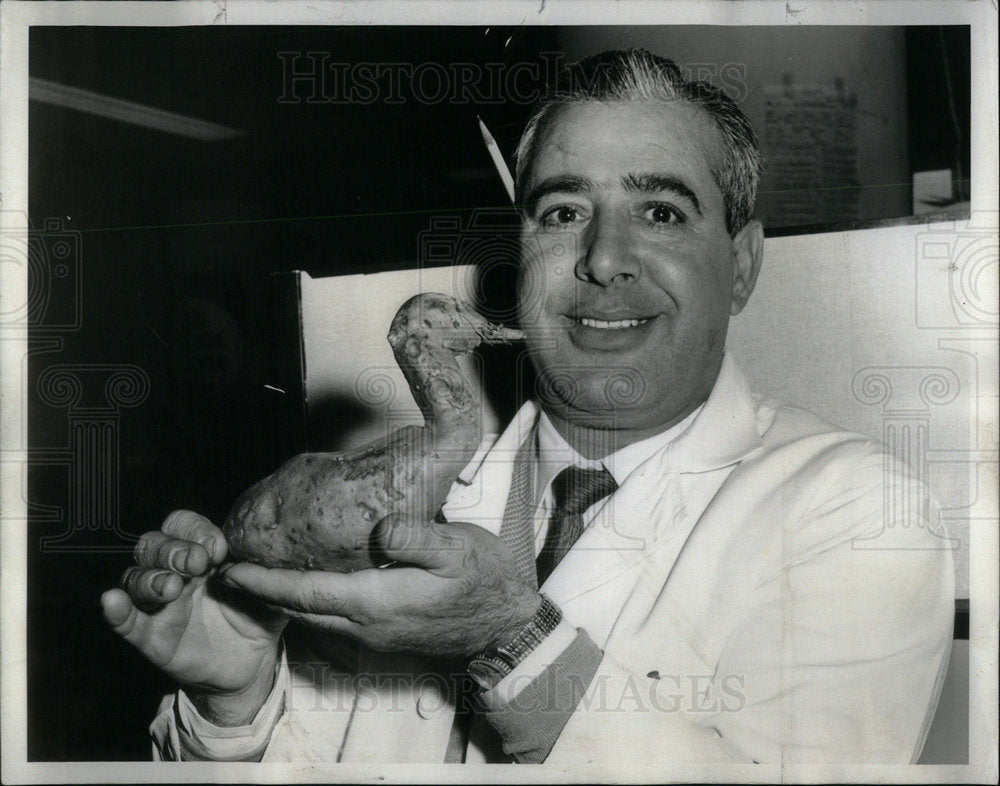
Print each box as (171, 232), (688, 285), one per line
(152, 354), (954, 764)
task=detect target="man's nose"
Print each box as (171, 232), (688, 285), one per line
(576, 211), (640, 287)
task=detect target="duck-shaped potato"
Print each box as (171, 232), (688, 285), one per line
(222, 293), (523, 572)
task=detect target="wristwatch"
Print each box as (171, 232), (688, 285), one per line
(467, 594), (563, 690)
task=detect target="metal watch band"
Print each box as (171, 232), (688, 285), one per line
(468, 594), (563, 689)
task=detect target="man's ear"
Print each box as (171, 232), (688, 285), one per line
(729, 218), (764, 315)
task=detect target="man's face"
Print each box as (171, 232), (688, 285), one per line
(517, 99), (762, 441)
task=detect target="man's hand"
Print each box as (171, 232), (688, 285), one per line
(101, 510), (288, 725)
(218, 514), (542, 659)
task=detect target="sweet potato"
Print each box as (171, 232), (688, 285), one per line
(222, 293), (522, 571)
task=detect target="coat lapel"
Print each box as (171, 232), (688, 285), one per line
(441, 355), (765, 650)
(544, 355), (766, 646)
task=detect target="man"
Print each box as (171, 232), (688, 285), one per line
(102, 49), (954, 765)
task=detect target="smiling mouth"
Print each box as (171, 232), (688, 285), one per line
(576, 316), (652, 330)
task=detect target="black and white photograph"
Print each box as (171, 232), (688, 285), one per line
(1, 1), (996, 782)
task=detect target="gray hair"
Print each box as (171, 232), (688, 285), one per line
(514, 49), (761, 235)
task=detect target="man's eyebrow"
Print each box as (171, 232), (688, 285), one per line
(622, 173), (702, 215)
(522, 176), (595, 211)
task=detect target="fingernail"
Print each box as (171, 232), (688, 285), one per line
(217, 567), (236, 587)
(169, 551), (187, 574)
(153, 573), (168, 594)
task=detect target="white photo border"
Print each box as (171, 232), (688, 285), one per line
(1, 1), (997, 783)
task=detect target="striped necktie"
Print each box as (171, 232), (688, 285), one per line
(535, 465), (618, 585)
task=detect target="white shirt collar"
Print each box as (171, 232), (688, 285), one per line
(534, 403), (704, 508)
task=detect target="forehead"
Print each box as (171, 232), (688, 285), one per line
(527, 99), (724, 195)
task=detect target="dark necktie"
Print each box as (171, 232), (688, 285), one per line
(535, 465), (618, 585)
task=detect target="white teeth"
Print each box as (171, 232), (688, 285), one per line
(579, 317), (649, 329)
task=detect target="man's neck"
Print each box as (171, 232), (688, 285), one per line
(542, 400), (706, 460)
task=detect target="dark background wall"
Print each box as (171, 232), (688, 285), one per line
(25, 25), (969, 760)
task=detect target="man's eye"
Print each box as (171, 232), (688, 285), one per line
(540, 205), (584, 226)
(644, 203), (685, 225)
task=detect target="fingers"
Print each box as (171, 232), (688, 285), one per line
(120, 565), (183, 608)
(218, 564), (359, 618)
(373, 514), (466, 572)
(121, 510), (220, 608)
(134, 531), (211, 576)
(105, 510), (223, 639)
(284, 610), (358, 639)
(160, 510), (227, 565)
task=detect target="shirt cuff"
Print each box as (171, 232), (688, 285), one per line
(480, 625), (604, 763)
(173, 650), (288, 762)
(479, 617), (577, 708)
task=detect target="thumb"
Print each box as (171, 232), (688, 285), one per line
(101, 588), (155, 653)
(373, 514), (466, 572)
(101, 588), (136, 631)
